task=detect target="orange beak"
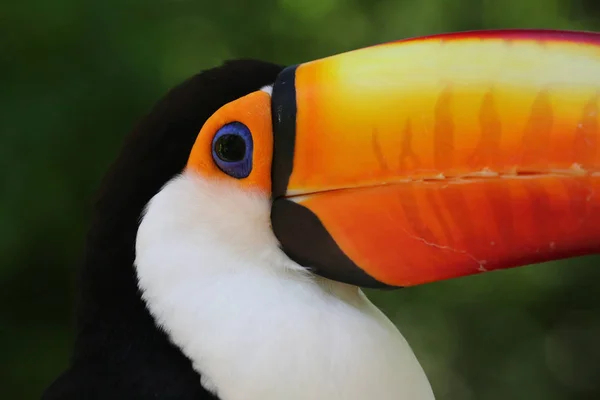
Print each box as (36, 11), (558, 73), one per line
(270, 29), (600, 288)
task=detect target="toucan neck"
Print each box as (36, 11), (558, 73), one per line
(72, 207), (166, 359)
(55, 204), (215, 400)
(132, 172), (436, 400)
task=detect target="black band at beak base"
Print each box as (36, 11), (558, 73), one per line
(271, 198), (393, 288)
(271, 65), (298, 199)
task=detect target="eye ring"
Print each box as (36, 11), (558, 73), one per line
(211, 122), (253, 179)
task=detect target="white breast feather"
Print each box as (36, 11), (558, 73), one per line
(135, 171), (435, 400)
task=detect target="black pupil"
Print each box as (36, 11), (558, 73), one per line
(215, 134), (246, 162)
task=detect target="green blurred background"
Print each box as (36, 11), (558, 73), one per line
(3, 0), (600, 399)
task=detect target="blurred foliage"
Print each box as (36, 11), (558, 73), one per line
(2, 0), (600, 399)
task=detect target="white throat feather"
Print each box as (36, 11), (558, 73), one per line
(135, 171), (435, 400)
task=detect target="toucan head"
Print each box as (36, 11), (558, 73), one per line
(44, 29), (600, 400)
(135, 29), (600, 293)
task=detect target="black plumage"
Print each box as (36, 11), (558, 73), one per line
(42, 60), (284, 400)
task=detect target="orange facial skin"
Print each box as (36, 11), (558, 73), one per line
(187, 90), (273, 193)
(283, 30), (600, 286)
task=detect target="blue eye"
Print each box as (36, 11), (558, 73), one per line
(211, 122), (253, 179)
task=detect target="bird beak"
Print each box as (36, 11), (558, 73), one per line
(270, 29), (600, 288)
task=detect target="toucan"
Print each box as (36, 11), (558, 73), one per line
(43, 29), (600, 400)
